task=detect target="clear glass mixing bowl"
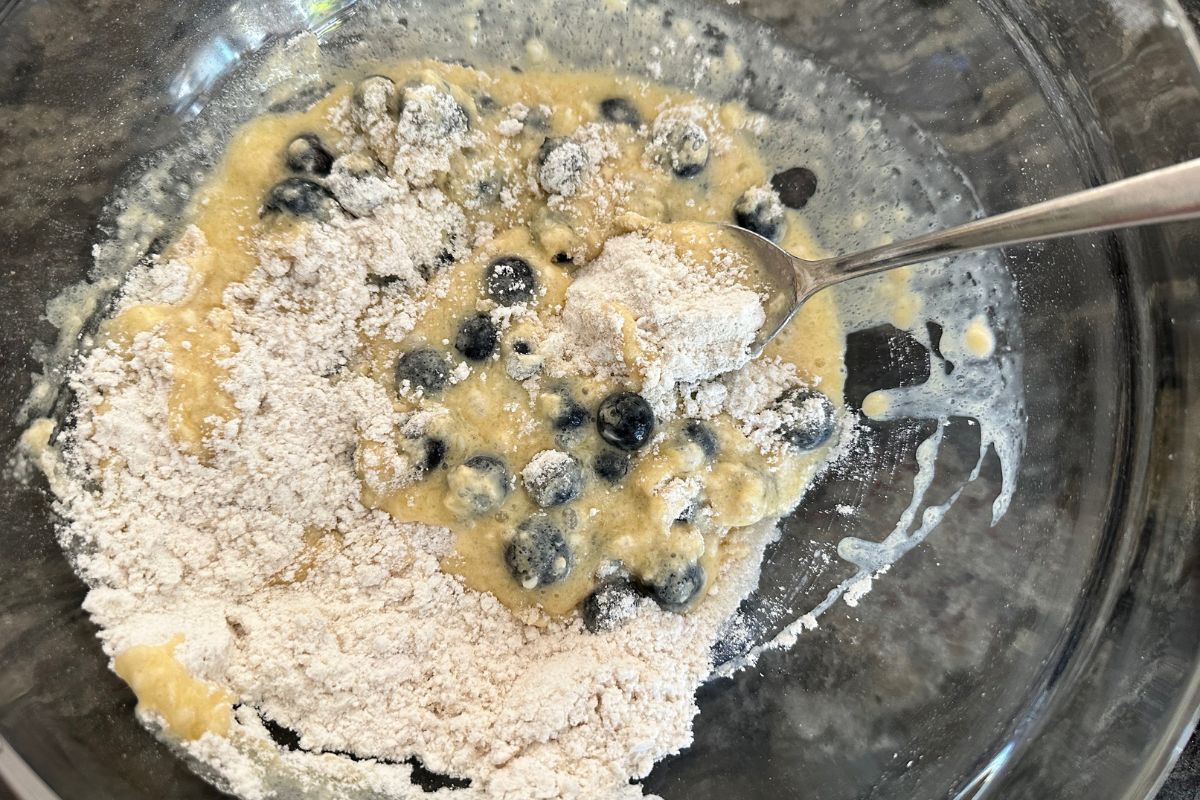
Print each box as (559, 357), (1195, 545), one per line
(0, 0), (1197, 798)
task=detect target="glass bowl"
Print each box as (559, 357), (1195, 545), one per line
(0, 0), (1196, 798)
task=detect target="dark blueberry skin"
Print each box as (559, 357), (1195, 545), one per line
(771, 166), (819, 209)
(505, 516), (572, 588)
(551, 392), (588, 432)
(523, 453), (584, 508)
(775, 387), (837, 450)
(423, 438), (447, 471)
(599, 97), (642, 127)
(455, 313), (499, 361)
(597, 392), (656, 451)
(733, 190), (784, 241)
(582, 578), (642, 633)
(645, 562), (705, 611)
(663, 121), (709, 178)
(485, 256), (537, 305)
(262, 178), (341, 220)
(682, 420), (718, 458)
(512, 340), (533, 355)
(593, 450), (631, 483)
(285, 134), (334, 177)
(395, 347), (450, 394)
(457, 454), (511, 513)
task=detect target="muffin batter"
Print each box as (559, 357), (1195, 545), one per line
(102, 61), (846, 620)
(20, 2), (1025, 797)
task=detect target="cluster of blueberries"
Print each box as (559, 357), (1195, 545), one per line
(254, 80), (830, 628)
(257, 80), (821, 256)
(391, 251), (837, 631)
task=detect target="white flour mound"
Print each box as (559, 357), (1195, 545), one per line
(33, 71), (782, 800)
(543, 233), (764, 415)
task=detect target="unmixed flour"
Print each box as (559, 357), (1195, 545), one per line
(31, 67), (797, 800)
(541, 232), (765, 416)
(42, 218), (780, 800)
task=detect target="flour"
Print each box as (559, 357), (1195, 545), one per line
(542, 233), (764, 415)
(30, 67), (789, 800)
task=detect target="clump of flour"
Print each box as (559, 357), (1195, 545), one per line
(542, 233), (764, 415)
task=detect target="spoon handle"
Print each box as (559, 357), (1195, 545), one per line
(813, 157), (1200, 284)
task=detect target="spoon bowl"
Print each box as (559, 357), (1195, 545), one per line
(727, 157), (1200, 355)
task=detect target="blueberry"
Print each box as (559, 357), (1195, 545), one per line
(505, 516), (572, 588)
(455, 313), (499, 361)
(733, 187), (786, 241)
(682, 420), (718, 458)
(485, 256), (537, 305)
(513, 340), (532, 355)
(770, 166), (818, 209)
(285, 134), (334, 177)
(774, 387), (836, 450)
(660, 120), (709, 178)
(262, 178), (341, 220)
(550, 391), (588, 432)
(446, 454), (511, 515)
(597, 392), (655, 451)
(522, 451), (584, 508)
(593, 450), (631, 483)
(645, 561), (705, 611)
(599, 97), (641, 127)
(395, 347), (450, 394)
(399, 84), (469, 143)
(537, 138), (588, 196)
(582, 579), (642, 632)
(423, 438), (447, 471)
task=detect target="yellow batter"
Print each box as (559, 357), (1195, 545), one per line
(103, 60), (846, 618)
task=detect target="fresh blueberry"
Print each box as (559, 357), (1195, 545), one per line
(550, 390), (588, 432)
(399, 84), (470, 143)
(522, 451), (584, 508)
(512, 340), (532, 355)
(774, 387), (836, 450)
(659, 120), (709, 178)
(423, 438), (447, 471)
(733, 187), (786, 241)
(262, 178), (342, 220)
(485, 256), (537, 305)
(599, 97), (641, 127)
(285, 134), (334, 177)
(582, 579), (642, 632)
(644, 561), (705, 611)
(597, 392), (655, 451)
(395, 347), (450, 394)
(771, 166), (818, 209)
(455, 313), (498, 361)
(537, 137), (588, 196)
(447, 454), (511, 515)
(593, 450), (631, 483)
(505, 516), (572, 588)
(682, 420), (718, 458)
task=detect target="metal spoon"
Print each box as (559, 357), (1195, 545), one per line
(730, 158), (1200, 355)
